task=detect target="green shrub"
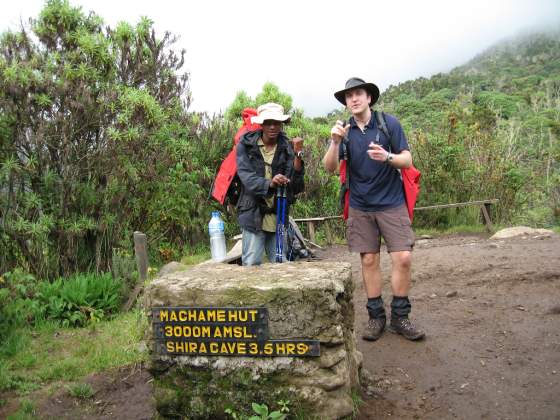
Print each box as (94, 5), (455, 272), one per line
(475, 91), (524, 118)
(36, 272), (123, 327)
(0, 270), (42, 340)
(0, 270), (123, 334)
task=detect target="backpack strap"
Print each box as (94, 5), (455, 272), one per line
(374, 110), (405, 183)
(375, 110), (402, 155)
(341, 120), (350, 189)
(374, 110), (392, 151)
(374, 110), (389, 138)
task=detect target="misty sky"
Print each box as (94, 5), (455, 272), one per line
(1, 0), (559, 117)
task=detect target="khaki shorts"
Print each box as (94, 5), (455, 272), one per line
(346, 205), (415, 253)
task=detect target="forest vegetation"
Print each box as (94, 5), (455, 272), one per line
(1, 2), (558, 281)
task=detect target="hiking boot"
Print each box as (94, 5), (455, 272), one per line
(362, 317), (386, 341)
(388, 317), (425, 341)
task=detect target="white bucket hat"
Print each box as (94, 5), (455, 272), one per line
(250, 103), (291, 124)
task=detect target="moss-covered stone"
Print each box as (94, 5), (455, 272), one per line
(153, 366), (313, 419)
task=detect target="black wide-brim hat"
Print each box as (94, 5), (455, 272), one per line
(334, 77), (380, 106)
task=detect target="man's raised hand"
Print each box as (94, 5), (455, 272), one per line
(330, 120), (350, 145)
(292, 137), (304, 153)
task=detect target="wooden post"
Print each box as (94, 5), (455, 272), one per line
(307, 221), (316, 243)
(324, 220), (333, 245)
(484, 202), (493, 222)
(480, 204), (493, 232)
(123, 231), (148, 311)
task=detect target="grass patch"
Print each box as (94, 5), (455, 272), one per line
(0, 334), (31, 359)
(414, 224), (488, 237)
(6, 399), (35, 420)
(66, 382), (94, 399)
(350, 389), (363, 418)
(180, 251), (211, 266)
(0, 310), (149, 395)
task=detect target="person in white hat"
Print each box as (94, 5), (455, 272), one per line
(236, 103), (305, 265)
(323, 78), (425, 342)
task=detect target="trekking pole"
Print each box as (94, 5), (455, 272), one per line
(280, 185), (287, 260)
(275, 185), (287, 263)
(341, 120), (349, 160)
(275, 186), (282, 262)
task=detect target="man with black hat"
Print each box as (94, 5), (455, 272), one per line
(323, 78), (424, 341)
(236, 102), (304, 266)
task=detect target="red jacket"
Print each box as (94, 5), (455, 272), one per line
(211, 108), (261, 204)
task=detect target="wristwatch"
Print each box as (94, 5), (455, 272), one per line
(386, 152), (393, 163)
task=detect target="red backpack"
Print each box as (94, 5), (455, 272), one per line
(339, 111), (421, 222)
(210, 108), (261, 205)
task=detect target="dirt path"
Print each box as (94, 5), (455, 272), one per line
(4, 233), (559, 419)
(317, 233), (560, 420)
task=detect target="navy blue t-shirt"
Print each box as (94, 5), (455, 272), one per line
(339, 113), (409, 212)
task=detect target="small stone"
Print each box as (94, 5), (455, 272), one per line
(137, 341), (148, 353)
(429, 293), (437, 298)
(480, 360), (486, 366)
(157, 261), (188, 277)
(445, 291), (458, 298)
(546, 305), (560, 315)
(534, 234), (552, 240)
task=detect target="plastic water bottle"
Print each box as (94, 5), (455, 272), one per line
(208, 211), (227, 262)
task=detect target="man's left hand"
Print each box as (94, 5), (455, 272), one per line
(367, 143), (389, 162)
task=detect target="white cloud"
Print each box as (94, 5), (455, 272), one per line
(1, 0), (559, 116)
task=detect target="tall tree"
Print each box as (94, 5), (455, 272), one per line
(0, 0), (193, 277)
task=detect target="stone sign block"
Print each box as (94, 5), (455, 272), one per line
(144, 261), (360, 419)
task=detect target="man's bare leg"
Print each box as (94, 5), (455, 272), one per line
(389, 251), (412, 296)
(360, 252), (382, 297)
